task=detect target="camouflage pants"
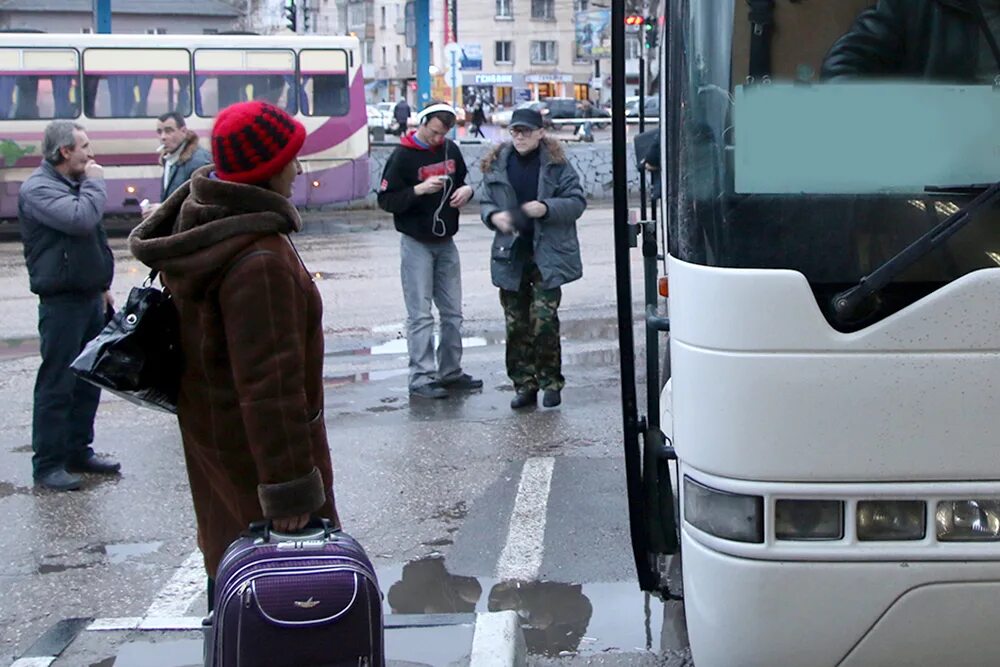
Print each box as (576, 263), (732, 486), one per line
(499, 262), (564, 392)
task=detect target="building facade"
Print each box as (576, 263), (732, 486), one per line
(0, 0), (242, 34)
(331, 0), (654, 108)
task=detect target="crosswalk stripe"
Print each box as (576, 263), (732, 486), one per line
(144, 550), (205, 618)
(496, 457), (555, 582)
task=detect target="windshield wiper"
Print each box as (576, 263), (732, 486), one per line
(831, 181), (1000, 325)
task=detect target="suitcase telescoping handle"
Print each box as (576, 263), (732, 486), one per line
(246, 518), (336, 543)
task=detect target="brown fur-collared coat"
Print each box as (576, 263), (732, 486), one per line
(129, 166), (338, 576)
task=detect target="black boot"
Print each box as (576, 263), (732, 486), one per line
(542, 389), (562, 408)
(510, 389), (538, 410)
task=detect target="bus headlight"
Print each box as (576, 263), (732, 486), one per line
(775, 499), (843, 540)
(857, 500), (926, 541)
(683, 477), (763, 543)
(936, 500), (1000, 541)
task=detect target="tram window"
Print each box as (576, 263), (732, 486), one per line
(299, 49), (350, 117)
(82, 49), (191, 118)
(0, 48), (79, 119)
(194, 49), (296, 117)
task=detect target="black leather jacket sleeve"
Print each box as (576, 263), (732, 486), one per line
(820, 0), (907, 79)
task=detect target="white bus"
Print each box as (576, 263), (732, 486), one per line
(615, 1), (1000, 665)
(0, 33), (367, 219)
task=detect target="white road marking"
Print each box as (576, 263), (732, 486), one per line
(496, 457), (555, 582)
(10, 659), (55, 667)
(144, 550), (205, 618)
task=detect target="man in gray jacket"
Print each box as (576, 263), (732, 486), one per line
(480, 108), (586, 410)
(20, 120), (119, 491)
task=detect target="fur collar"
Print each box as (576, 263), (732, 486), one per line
(129, 165), (301, 269)
(159, 131), (203, 167)
(481, 137), (566, 173)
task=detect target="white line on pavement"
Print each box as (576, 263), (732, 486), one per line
(10, 659), (55, 667)
(144, 550), (206, 618)
(496, 457), (555, 582)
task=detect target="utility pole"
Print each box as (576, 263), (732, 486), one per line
(92, 0), (111, 33)
(415, 0), (430, 107)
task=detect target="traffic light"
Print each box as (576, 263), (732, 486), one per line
(303, 6), (311, 32)
(625, 15), (644, 27)
(644, 16), (658, 49)
(284, 0), (297, 32)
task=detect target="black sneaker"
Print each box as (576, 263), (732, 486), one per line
(410, 384), (449, 399)
(34, 468), (83, 491)
(439, 373), (484, 391)
(542, 389), (562, 408)
(67, 453), (121, 475)
(510, 389), (538, 410)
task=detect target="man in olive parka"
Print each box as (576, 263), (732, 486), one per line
(480, 108), (586, 410)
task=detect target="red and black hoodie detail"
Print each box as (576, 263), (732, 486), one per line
(376, 132), (469, 242)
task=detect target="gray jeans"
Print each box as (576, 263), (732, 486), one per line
(400, 234), (465, 389)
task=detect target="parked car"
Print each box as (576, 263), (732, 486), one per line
(493, 101), (549, 128)
(366, 104), (392, 132)
(624, 95), (660, 118)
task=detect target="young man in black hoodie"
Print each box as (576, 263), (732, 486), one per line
(377, 102), (483, 399)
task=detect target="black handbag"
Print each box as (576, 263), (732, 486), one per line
(70, 270), (182, 413)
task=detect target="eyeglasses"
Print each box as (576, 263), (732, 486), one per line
(509, 127), (539, 137)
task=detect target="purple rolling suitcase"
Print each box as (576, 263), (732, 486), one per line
(207, 520), (384, 667)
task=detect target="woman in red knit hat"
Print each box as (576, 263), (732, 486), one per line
(129, 101), (339, 604)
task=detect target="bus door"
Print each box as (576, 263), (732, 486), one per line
(610, 1), (679, 596)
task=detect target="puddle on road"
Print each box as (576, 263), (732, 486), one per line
(0, 337), (39, 361)
(381, 556), (681, 657)
(37, 562), (92, 574)
(88, 638), (202, 667)
(0, 480), (30, 498)
(100, 541), (163, 565)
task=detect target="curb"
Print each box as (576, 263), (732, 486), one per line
(470, 610), (527, 667)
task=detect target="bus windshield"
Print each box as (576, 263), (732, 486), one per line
(669, 0), (1000, 329)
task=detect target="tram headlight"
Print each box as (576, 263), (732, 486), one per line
(936, 500), (1000, 541)
(683, 477), (763, 543)
(857, 500), (926, 541)
(775, 499), (843, 540)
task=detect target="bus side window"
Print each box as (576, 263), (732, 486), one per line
(82, 48), (191, 119)
(299, 49), (350, 117)
(0, 49), (80, 120)
(194, 49), (295, 117)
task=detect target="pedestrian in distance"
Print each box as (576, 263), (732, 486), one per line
(140, 111), (212, 218)
(19, 120), (120, 491)
(470, 100), (488, 139)
(479, 108), (586, 410)
(129, 100), (340, 597)
(377, 100), (483, 399)
(392, 97), (411, 136)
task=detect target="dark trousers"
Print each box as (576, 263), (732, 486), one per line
(499, 261), (564, 392)
(32, 293), (105, 477)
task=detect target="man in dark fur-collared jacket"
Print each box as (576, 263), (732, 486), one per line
(480, 108), (586, 411)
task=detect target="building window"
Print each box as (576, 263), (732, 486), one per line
(80, 27), (93, 34)
(626, 36), (641, 60)
(530, 40), (557, 64)
(530, 0), (553, 20)
(382, 46), (387, 66)
(380, 6), (386, 28)
(495, 41), (512, 65)
(396, 44), (402, 63)
(574, 0), (588, 9)
(146, 28), (167, 34)
(203, 28), (219, 34)
(363, 40), (374, 64)
(496, 0), (512, 18)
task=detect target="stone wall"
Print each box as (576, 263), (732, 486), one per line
(364, 140), (641, 207)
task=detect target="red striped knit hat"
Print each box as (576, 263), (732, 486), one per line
(211, 101), (306, 184)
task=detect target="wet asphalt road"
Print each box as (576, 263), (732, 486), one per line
(0, 206), (690, 665)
